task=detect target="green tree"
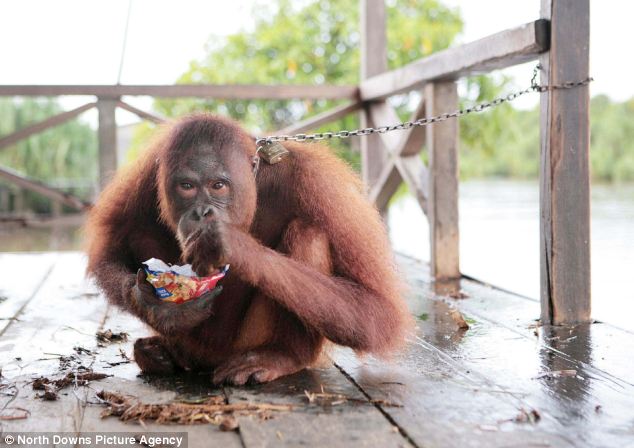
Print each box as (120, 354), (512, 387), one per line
(459, 74), (541, 179)
(459, 92), (634, 182)
(134, 0), (634, 183)
(0, 98), (97, 212)
(590, 95), (634, 182)
(129, 0), (463, 168)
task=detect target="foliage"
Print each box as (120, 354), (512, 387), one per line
(459, 90), (634, 183)
(0, 98), (97, 212)
(459, 74), (541, 179)
(590, 95), (634, 182)
(138, 0), (463, 170)
(149, 0), (633, 183)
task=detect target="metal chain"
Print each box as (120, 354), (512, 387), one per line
(254, 64), (593, 149)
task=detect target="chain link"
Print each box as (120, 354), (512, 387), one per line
(255, 64), (593, 149)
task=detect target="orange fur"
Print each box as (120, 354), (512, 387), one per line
(85, 113), (412, 385)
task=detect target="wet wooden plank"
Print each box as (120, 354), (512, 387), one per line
(400, 255), (634, 385)
(225, 366), (410, 448)
(0, 253), (106, 379)
(390, 254), (634, 447)
(79, 307), (243, 447)
(1, 253), (405, 446)
(458, 283), (634, 386)
(0, 252), (108, 433)
(334, 342), (574, 448)
(89, 310), (407, 447)
(3, 252), (632, 447)
(89, 297), (408, 446)
(0, 252), (57, 335)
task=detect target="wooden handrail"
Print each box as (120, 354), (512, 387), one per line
(360, 19), (549, 101)
(0, 84), (359, 100)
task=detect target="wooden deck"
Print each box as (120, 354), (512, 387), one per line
(1, 252), (633, 447)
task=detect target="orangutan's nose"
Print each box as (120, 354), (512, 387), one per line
(191, 205), (213, 221)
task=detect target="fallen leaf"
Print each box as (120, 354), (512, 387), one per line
(219, 415), (239, 431)
(449, 308), (470, 329)
(96, 329), (129, 343)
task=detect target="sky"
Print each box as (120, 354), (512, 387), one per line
(0, 0), (630, 120)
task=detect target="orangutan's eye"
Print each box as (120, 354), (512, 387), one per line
(180, 182), (194, 190)
(212, 181), (226, 190)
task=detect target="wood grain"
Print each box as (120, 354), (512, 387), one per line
(426, 82), (460, 280)
(359, 0), (389, 199)
(0, 84), (359, 100)
(360, 20), (549, 101)
(539, 0), (591, 324)
(225, 367), (410, 448)
(97, 99), (118, 190)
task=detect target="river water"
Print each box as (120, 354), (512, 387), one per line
(1, 180), (632, 330)
(389, 180), (634, 331)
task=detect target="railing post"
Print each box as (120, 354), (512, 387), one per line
(97, 98), (119, 191)
(425, 81), (460, 280)
(539, 0), (591, 325)
(360, 0), (389, 211)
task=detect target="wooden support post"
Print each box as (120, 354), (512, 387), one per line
(426, 81), (460, 280)
(97, 98), (118, 191)
(539, 0), (591, 325)
(360, 0), (389, 203)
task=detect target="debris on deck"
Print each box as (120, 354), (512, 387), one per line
(96, 329), (130, 344)
(97, 390), (293, 428)
(1, 252), (633, 448)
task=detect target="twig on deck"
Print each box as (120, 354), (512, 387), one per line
(97, 390), (293, 428)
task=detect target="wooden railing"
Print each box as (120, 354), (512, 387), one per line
(0, 0), (589, 326)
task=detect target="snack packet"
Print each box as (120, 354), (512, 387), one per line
(143, 258), (228, 304)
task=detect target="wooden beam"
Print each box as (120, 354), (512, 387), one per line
(426, 81), (460, 280)
(370, 163), (402, 212)
(396, 156), (428, 214)
(369, 102), (402, 152)
(97, 99), (118, 190)
(0, 166), (90, 211)
(0, 102), (96, 151)
(399, 97), (427, 156)
(367, 96), (428, 209)
(539, 0), (590, 325)
(0, 84), (359, 100)
(274, 101), (361, 135)
(360, 20), (550, 101)
(117, 101), (165, 124)
(360, 0), (389, 197)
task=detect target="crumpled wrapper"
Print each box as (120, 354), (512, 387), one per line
(143, 258), (228, 304)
